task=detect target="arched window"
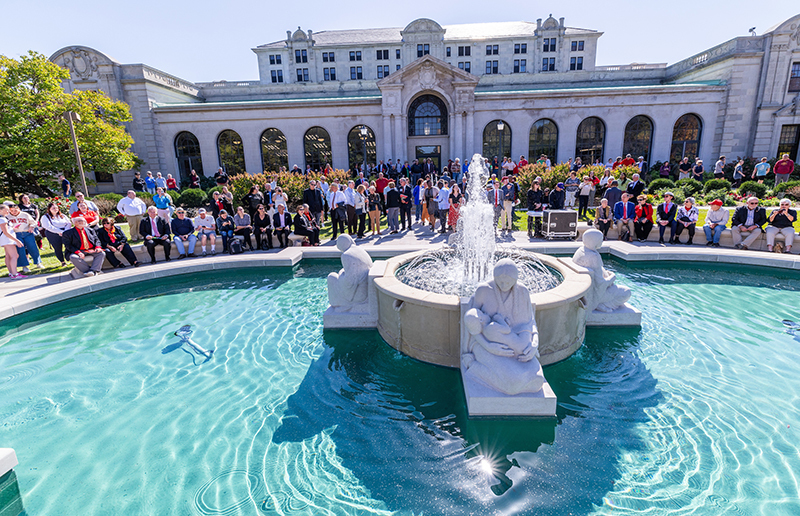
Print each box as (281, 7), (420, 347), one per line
(482, 120), (512, 160)
(347, 125), (377, 172)
(671, 114), (702, 163)
(623, 115), (654, 165)
(260, 128), (288, 173)
(304, 127), (332, 172)
(529, 119), (558, 163)
(174, 131), (203, 184)
(217, 130), (246, 175)
(575, 117), (605, 165)
(408, 94), (448, 136)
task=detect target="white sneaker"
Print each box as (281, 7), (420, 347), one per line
(22, 266), (31, 273)
(36, 262), (46, 269)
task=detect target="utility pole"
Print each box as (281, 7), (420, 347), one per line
(65, 111), (88, 194)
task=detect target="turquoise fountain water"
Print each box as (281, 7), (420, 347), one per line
(1, 261), (800, 515)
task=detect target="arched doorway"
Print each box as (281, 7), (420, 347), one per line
(217, 129), (246, 175)
(175, 131), (203, 183)
(347, 125), (376, 172)
(304, 127), (332, 172)
(260, 128), (288, 173)
(671, 114), (702, 163)
(623, 115), (654, 165)
(529, 119), (558, 164)
(575, 117), (605, 165)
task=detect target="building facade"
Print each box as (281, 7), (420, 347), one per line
(50, 14), (800, 192)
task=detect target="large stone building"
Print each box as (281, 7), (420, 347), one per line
(50, 14), (800, 192)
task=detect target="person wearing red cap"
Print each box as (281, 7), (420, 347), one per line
(702, 199), (729, 247)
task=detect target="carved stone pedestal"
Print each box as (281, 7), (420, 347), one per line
(586, 303), (642, 327)
(461, 370), (557, 417)
(323, 261), (386, 328)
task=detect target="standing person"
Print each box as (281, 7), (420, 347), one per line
(116, 190), (147, 241)
(71, 201), (100, 228)
(367, 185), (382, 236)
(423, 158), (436, 181)
(242, 185), (265, 220)
(272, 204), (291, 248)
(139, 206), (172, 262)
(751, 157), (770, 184)
(208, 191), (232, 218)
(302, 180), (324, 227)
(153, 187), (173, 221)
(714, 156), (726, 180)
(659, 161), (672, 179)
(327, 183), (346, 239)
(17, 194), (40, 251)
(193, 208), (217, 256)
(621, 154), (636, 167)
(499, 177), (515, 232)
(63, 216), (105, 279)
(732, 159), (745, 188)
(166, 174), (179, 192)
(633, 195), (654, 242)
(674, 197), (699, 245)
(448, 183), (463, 230)
(765, 199), (796, 253)
(548, 182), (566, 210)
(436, 180), (451, 234)
(774, 153), (795, 187)
(398, 178), (413, 231)
(344, 180), (358, 235)
(656, 192), (678, 244)
(702, 199), (729, 248)
(526, 180), (545, 238)
(577, 176), (593, 218)
(425, 180), (439, 230)
(564, 171), (580, 208)
(603, 180), (622, 209)
(413, 178), (423, 225)
(375, 173), (390, 216)
(0, 203), (24, 279)
(252, 205), (273, 250)
(59, 174), (71, 197)
(171, 208), (198, 257)
(216, 209), (235, 252)
(678, 158), (692, 180)
(354, 185), (368, 238)
(189, 169), (201, 189)
(40, 202), (72, 266)
(594, 199), (613, 239)
(154, 172), (167, 190)
(97, 217), (139, 268)
(6, 203), (43, 272)
(385, 181), (401, 234)
(233, 206), (254, 251)
(293, 205), (320, 246)
(691, 159), (705, 182)
(144, 171), (157, 194)
(214, 167), (229, 187)
(132, 171), (146, 192)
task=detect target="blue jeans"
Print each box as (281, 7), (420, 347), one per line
(173, 234), (197, 255)
(219, 230), (234, 251)
(16, 231), (41, 267)
(703, 225), (724, 244)
(415, 204), (422, 221)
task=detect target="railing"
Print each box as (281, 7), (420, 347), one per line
(142, 66), (200, 96)
(595, 63), (666, 71)
(195, 80), (261, 88)
(666, 37), (764, 77)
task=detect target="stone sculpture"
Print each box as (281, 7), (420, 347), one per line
(327, 234), (373, 312)
(462, 259), (545, 396)
(572, 229), (631, 312)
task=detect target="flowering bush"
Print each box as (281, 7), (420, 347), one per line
(32, 196), (72, 215)
(227, 170), (352, 209)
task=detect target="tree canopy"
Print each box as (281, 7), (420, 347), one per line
(0, 51), (138, 197)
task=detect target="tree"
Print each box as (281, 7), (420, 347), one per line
(0, 51), (138, 197)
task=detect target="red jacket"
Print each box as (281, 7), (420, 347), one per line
(774, 158), (795, 175)
(376, 177), (389, 194)
(635, 203), (654, 222)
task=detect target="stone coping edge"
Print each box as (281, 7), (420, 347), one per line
(4, 241), (800, 323)
(0, 449), (18, 478)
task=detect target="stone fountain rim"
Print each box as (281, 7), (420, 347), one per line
(375, 249), (592, 310)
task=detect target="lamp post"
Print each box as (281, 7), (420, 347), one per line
(64, 111), (89, 195)
(360, 125), (368, 174)
(496, 121), (504, 173)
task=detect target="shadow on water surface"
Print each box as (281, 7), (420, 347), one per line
(272, 325), (661, 515)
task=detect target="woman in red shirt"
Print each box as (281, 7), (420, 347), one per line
(166, 174), (179, 192)
(71, 201), (100, 227)
(633, 194), (654, 242)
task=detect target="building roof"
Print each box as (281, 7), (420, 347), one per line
(256, 21), (600, 49)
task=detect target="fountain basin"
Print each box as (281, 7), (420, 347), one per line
(374, 250), (591, 368)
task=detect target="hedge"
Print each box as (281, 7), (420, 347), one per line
(737, 181), (768, 199)
(676, 178), (703, 197)
(702, 179), (731, 194)
(647, 178), (675, 193)
(177, 188), (207, 208)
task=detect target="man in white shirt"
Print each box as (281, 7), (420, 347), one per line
(193, 208), (217, 256)
(344, 180), (358, 235)
(436, 181), (450, 234)
(327, 183), (346, 239)
(116, 190), (147, 241)
(69, 192), (98, 214)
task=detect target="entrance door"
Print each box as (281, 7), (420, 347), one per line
(416, 145), (441, 172)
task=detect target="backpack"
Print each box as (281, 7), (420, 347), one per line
(228, 238), (244, 254)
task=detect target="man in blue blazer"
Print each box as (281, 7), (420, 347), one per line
(613, 192), (636, 241)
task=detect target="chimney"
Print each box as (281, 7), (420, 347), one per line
(559, 17), (565, 28)
(536, 18), (542, 29)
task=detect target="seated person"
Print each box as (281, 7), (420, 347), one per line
(252, 204), (273, 250)
(731, 197), (767, 250)
(97, 217), (139, 268)
(293, 204), (320, 246)
(216, 209), (235, 252)
(613, 192), (636, 241)
(674, 197), (699, 245)
(766, 199), (796, 253)
(633, 194), (654, 242)
(702, 199), (729, 247)
(63, 216), (106, 278)
(193, 208), (216, 256)
(70, 200), (100, 227)
(170, 207), (197, 258)
(656, 192), (677, 244)
(594, 198), (613, 239)
(233, 206), (254, 251)
(272, 204), (292, 248)
(139, 206), (172, 263)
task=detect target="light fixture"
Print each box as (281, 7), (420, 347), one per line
(497, 121), (504, 131)
(360, 125), (368, 137)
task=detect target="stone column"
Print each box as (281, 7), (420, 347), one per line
(454, 112), (464, 160)
(394, 114), (404, 162)
(465, 111), (475, 156)
(243, 131), (263, 175)
(383, 115), (393, 162)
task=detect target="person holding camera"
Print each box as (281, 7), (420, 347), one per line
(766, 199), (796, 253)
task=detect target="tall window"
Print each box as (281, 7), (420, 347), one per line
(542, 58), (555, 72)
(446, 47), (451, 57)
(323, 68), (336, 81)
(514, 43), (527, 54)
(790, 63), (800, 92)
(570, 57), (583, 70)
(485, 45), (499, 55)
(458, 61), (471, 73)
(296, 68), (309, 82)
(260, 128), (288, 173)
(482, 120), (512, 160)
(269, 55), (282, 65)
(174, 131), (203, 184)
(543, 38), (557, 52)
(513, 59), (526, 73)
(777, 125), (800, 161)
(304, 127), (332, 172)
(217, 130), (246, 176)
(349, 51), (361, 61)
(347, 125), (377, 172)
(623, 115), (654, 165)
(408, 95), (448, 136)
(458, 46), (471, 57)
(529, 119), (558, 163)
(485, 60), (499, 74)
(575, 117), (605, 164)
(294, 49), (307, 63)
(417, 44), (430, 57)
(322, 52), (335, 62)
(270, 70), (283, 83)
(377, 49), (389, 60)
(670, 114), (702, 163)
(396, 49), (401, 59)
(350, 66), (363, 80)
(377, 65), (389, 78)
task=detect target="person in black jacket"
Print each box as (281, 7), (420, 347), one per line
(398, 178), (413, 231)
(656, 192), (678, 244)
(548, 183), (566, 210)
(139, 206), (172, 263)
(241, 186), (264, 220)
(526, 180), (545, 238)
(731, 197), (767, 250)
(132, 171), (146, 192)
(625, 173), (645, 198)
(63, 216), (106, 278)
(272, 204), (292, 248)
(293, 204), (320, 245)
(302, 181), (324, 227)
(208, 191), (232, 218)
(252, 204), (273, 250)
(97, 217), (139, 267)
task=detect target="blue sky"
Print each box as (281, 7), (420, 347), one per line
(2, 0), (796, 82)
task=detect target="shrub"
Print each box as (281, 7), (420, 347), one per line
(177, 188), (207, 208)
(704, 189), (735, 206)
(737, 181), (768, 199)
(784, 185), (800, 201)
(92, 197), (118, 216)
(647, 178), (675, 193)
(93, 193), (123, 203)
(198, 175), (216, 190)
(774, 180), (800, 194)
(518, 163), (568, 192)
(676, 178), (703, 197)
(702, 179), (731, 194)
(656, 187), (685, 204)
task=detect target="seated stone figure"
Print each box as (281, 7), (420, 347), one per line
(572, 228), (631, 312)
(327, 234), (373, 311)
(462, 258), (545, 396)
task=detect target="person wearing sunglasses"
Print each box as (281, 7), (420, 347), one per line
(731, 197), (766, 250)
(97, 217), (139, 268)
